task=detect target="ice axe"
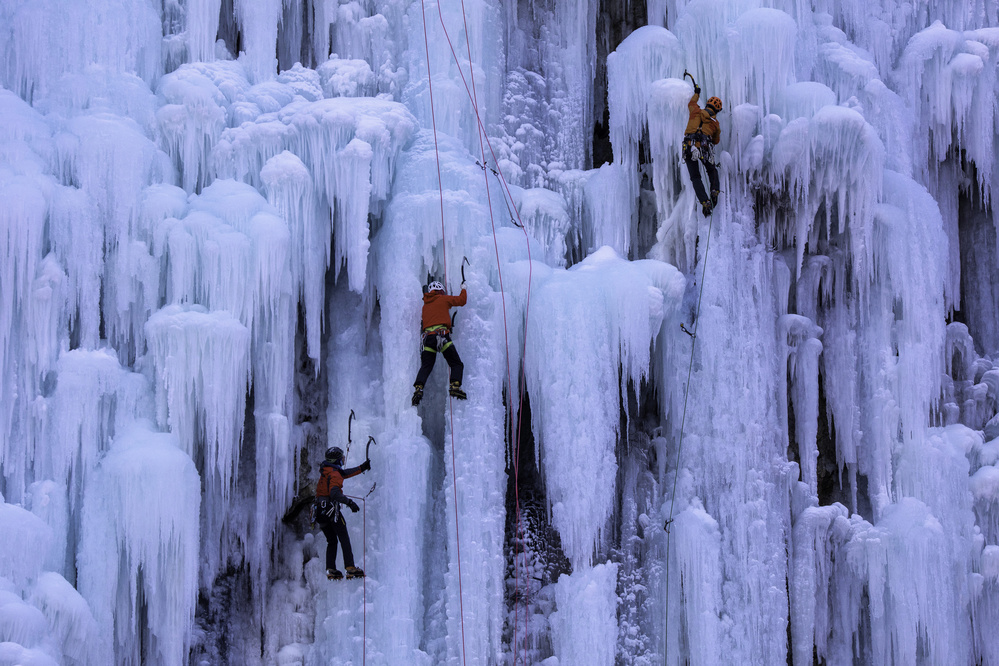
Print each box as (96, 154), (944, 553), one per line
(364, 435), (376, 463)
(452, 256), (469, 327)
(345, 409), (356, 459)
(683, 70), (697, 89)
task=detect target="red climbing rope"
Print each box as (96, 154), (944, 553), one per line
(346, 493), (368, 665)
(432, 6), (534, 663)
(418, 1), (468, 663)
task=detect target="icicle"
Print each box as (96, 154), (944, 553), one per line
(550, 563), (620, 666)
(332, 138), (374, 291)
(583, 163), (634, 259)
(607, 26), (682, 170)
(234, 0), (282, 83)
(789, 504), (849, 666)
(0, 590), (47, 654)
(525, 247), (683, 568)
(782, 314), (823, 495)
(513, 186), (571, 266)
(647, 78), (698, 215)
(186, 0), (223, 64)
(0, 501), (53, 589)
(671, 503), (723, 666)
(261, 150), (326, 361)
(729, 8), (798, 114)
(145, 305), (250, 497)
(28, 572), (100, 664)
(0, 0), (161, 101)
(78, 422), (200, 666)
(317, 57), (378, 98)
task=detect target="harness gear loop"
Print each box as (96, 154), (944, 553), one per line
(683, 130), (714, 163)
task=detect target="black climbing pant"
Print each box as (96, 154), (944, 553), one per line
(685, 156), (719, 205)
(320, 513), (355, 570)
(414, 330), (463, 387)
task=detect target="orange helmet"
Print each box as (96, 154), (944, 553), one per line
(707, 96), (723, 113)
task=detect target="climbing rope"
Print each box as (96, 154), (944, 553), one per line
(662, 204), (717, 664)
(431, 5), (535, 663)
(345, 492), (368, 665)
(418, 0), (468, 662)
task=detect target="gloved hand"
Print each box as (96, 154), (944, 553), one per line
(360, 459), (372, 472)
(694, 84), (701, 95)
(347, 499), (360, 513)
(461, 281), (466, 290)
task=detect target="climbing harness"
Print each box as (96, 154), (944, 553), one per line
(422, 326), (454, 353)
(682, 131), (714, 164)
(662, 204), (717, 663)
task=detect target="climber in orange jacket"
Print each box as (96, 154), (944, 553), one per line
(314, 446), (370, 580)
(412, 280), (467, 405)
(683, 75), (723, 217)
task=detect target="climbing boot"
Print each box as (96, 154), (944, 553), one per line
(449, 381), (467, 400)
(412, 384), (424, 406)
(700, 200), (713, 217)
(345, 566), (365, 579)
(711, 190), (719, 207)
(327, 568), (343, 581)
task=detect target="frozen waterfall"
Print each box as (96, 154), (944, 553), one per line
(2, 0), (999, 663)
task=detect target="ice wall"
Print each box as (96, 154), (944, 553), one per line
(604, 0), (999, 662)
(2, 0), (999, 663)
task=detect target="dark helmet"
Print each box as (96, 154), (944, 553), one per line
(325, 447), (344, 464)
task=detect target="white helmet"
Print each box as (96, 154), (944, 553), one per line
(427, 281), (444, 292)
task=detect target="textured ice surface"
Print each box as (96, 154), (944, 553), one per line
(1, 0), (999, 663)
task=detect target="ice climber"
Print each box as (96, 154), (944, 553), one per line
(412, 279), (467, 406)
(315, 446), (371, 580)
(683, 78), (722, 217)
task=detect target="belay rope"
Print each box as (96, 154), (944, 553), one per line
(418, 0), (536, 662)
(345, 412), (376, 664)
(417, 0), (469, 662)
(662, 203), (717, 664)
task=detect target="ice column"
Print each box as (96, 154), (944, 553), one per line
(525, 248), (681, 568)
(607, 26), (683, 171)
(144, 305), (250, 576)
(443, 268), (508, 665)
(79, 423), (200, 666)
(550, 563), (620, 666)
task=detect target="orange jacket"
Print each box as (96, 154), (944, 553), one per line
(421, 289), (466, 330)
(316, 461), (367, 498)
(684, 93), (720, 144)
